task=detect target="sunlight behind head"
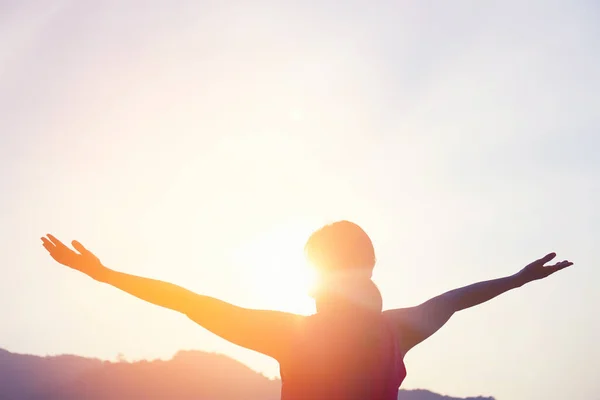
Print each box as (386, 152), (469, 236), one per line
(231, 220), (318, 315)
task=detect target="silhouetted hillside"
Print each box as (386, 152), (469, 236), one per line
(0, 348), (494, 400)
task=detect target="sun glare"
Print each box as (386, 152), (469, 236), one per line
(231, 221), (317, 315)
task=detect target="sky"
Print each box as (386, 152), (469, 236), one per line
(1, 1), (599, 399)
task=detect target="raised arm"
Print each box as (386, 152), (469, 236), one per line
(41, 234), (303, 360)
(384, 252), (573, 354)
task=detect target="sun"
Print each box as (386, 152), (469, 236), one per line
(231, 221), (317, 315)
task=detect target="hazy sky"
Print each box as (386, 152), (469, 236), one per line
(1, 2), (599, 399)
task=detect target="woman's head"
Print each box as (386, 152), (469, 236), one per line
(305, 221), (380, 312)
(304, 220), (376, 278)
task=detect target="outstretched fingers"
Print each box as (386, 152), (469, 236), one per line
(548, 260), (573, 273)
(538, 252), (557, 265)
(72, 240), (90, 256)
(41, 237), (55, 252)
(46, 234), (70, 250)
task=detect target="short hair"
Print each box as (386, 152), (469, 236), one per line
(304, 220), (376, 276)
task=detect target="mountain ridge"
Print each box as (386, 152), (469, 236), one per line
(0, 348), (495, 400)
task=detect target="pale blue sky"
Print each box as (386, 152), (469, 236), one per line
(1, 2), (599, 400)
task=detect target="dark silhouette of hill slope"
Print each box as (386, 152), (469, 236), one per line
(0, 348), (494, 400)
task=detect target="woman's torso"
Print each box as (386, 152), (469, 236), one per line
(279, 311), (406, 400)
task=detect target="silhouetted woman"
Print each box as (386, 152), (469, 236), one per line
(41, 221), (572, 400)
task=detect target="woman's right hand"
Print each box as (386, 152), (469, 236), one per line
(41, 234), (108, 281)
(516, 252), (573, 285)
